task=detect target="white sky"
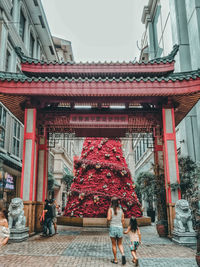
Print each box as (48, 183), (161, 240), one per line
(41, 0), (148, 62)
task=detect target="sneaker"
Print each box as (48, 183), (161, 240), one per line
(122, 255), (126, 265)
(49, 234), (53, 237)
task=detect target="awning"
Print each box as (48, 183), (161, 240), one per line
(0, 153), (22, 171)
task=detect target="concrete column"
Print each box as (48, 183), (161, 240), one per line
(12, 0), (19, 24)
(0, 21), (8, 71)
(162, 108), (181, 204)
(169, 0), (192, 71)
(20, 108), (37, 201)
(37, 129), (48, 202)
(185, 0), (200, 70)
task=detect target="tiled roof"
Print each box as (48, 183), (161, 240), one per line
(0, 68), (200, 83)
(15, 45), (179, 65)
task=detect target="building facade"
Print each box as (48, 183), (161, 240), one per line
(48, 134), (82, 211)
(0, 0), (61, 205)
(139, 0), (200, 165)
(0, 102), (23, 207)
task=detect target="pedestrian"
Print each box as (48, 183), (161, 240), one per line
(0, 208), (10, 247)
(42, 199), (53, 237)
(51, 199), (58, 234)
(107, 197), (126, 265)
(124, 217), (141, 266)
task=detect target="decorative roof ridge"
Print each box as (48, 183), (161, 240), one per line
(149, 44), (179, 64)
(15, 45), (178, 66)
(1, 68), (200, 83)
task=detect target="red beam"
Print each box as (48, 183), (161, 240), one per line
(0, 78), (200, 96)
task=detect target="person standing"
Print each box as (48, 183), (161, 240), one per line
(107, 197), (126, 265)
(51, 199), (58, 234)
(42, 199), (53, 237)
(124, 217), (141, 266)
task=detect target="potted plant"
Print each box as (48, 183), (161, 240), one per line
(152, 164), (168, 237)
(137, 172), (156, 223)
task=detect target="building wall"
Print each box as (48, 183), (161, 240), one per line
(0, 102), (23, 204)
(48, 135), (83, 210)
(0, 0), (59, 205)
(0, 0), (58, 73)
(140, 0), (200, 165)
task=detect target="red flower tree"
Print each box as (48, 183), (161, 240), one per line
(64, 138), (142, 218)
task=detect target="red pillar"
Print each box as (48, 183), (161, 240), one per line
(37, 128), (48, 202)
(20, 108), (37, 201)
(162, 107), (181, 235)
(162, 108), (181, 203)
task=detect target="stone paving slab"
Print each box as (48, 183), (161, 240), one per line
(139, 258), (198, 267)
(0, 225), (197, 267)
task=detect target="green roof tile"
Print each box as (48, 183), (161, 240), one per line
(15, 45), (179, 66)
(0, 68), (200, 83)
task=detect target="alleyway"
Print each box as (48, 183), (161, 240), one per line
(0, 225), (197, 267)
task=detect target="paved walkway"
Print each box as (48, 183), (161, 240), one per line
(0, 225), (197, 267)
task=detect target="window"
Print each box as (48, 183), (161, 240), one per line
(0, 106), (6, 148)
(29, 33), (35, 57)
(13, 120), (20, 157)
(19, 10), (26, 41)
(5, 50), (11, 72)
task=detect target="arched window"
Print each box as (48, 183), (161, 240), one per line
(19, 10), (26, 41)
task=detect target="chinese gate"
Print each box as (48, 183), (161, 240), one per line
(0, 45), (200, 234)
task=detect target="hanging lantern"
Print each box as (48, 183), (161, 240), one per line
(123, 192), (126, 197)
(80, 178), (84, 184)
(79, 192), (85, 200)
(81, 163), (86, 169)
(90, 146), (94, 151)
(127, 201), (133, 207)
(121, 169), (127, 176)
(112, 147), (117, 153)
(95, 163), (101, 169)
(98, 144), (102, 150)
(126, 183), (131, 187)
(88, 174), (93, 180)
(106, 172), (111, 178)
(105, 154), (110, 159)
(94, 195), (100, 203)
(83, 152), (87, 158)
(103, 184), (107, 189)
(112, 180), (115, 184)
(116, 155), (120, 160)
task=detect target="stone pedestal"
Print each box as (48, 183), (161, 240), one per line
(9, 227), (29, 243)
(172, 230), (197, 249)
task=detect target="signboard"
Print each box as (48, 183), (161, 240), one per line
(5, 173), (14, 190)
(70, 114), (128, 125)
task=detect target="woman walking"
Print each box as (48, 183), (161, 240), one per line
(107, 197), (126, 265)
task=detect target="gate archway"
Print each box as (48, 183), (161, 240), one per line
(0, 45), (200, 234)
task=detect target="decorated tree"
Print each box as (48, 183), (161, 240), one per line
(64, 138), (142, 218)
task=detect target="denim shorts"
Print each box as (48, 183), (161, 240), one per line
(109, 226), (123, 239)
(130, 241), (139, 251)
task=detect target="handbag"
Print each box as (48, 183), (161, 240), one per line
(39, 210), (45, 226)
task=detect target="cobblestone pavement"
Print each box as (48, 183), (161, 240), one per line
(0, 225), (197, 267)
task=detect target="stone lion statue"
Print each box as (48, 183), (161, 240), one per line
(174, 199), (194, 233)
(8, 198), (26, 229)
